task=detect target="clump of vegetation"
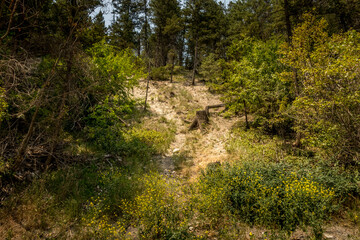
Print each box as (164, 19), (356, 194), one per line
(2, 0), (360, 238)
(281, 14), (360, 163)
(0, 87), (7, 122)
(85, 99), (176, 160)
(123, 173), (194, 239)
(80, 172), (197, 239)
(199, 162), (336, 238)
(214, 38), (292, 135)
(150, 66), (170, 81)
(199, 53), (224, 82)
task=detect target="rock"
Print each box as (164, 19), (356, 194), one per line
(173, 148), (180, 153)
(323, 233), (335, 239)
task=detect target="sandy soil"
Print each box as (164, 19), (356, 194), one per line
(133, 79), (237, 179)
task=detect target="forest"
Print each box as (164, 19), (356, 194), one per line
(0, 0), (360, 239)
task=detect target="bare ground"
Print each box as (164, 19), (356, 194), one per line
(133, 79), (237, 179)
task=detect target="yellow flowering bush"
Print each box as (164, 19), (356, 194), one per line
(83, 196), (128, 239)
(122, 173), (194, 239)
(199, 163), (336, 236)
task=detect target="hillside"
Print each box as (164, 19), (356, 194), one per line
(1, 75), (360, 240)
(1, 1), (360, 239)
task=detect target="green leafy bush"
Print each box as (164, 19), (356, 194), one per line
(199, 53), (224, 82)
(84, 172), (195, 240)
(150, 66), (170, 81)
(88, 40), (144, 98)
(199, 162), (336, 237)
(123, 173), (194, 239)
(85, 97), (175, 159)
(280, 14), (360, 163)
(0, 87), (7, 122)
(215, 38), (292, 135)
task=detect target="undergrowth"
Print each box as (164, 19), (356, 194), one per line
(2, 111), (360, 240)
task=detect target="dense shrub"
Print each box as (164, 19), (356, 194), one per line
(150, 66), (170, 81)
(85, 96), (176, 159)
(280, 14), (360, 163)
(215, 38), (292, 135)
(198, 53), (224, 82)
(199, 162), (337, 237)
(0, 87), (6, 122)
(84, 172), (195, 240)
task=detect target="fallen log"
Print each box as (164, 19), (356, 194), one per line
(205, 103), (225, 115)
(189, 104), (225, 131)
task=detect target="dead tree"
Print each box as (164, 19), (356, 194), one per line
(189, 104), (225, 131)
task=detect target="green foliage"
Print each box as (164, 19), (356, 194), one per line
(150, 0), (182, 66)
(89, 40), (144, 98)
(150, 66), (170, 81)
(216, 38), (292, 134)
(227, 0), (275, 40)
(81, 171), (198, 239)
(110, 0), (138, 50)
(281, 14), (360, 162)
(198, 53), (223, 82)
(226, 127), (360, 201)
(80, 10), (107, 49)
(0, 87), (7, 122)
(85, 97), (175, 159)
(184, 0), (227, 65)
(199, 162), (336, 236)
(122, 173), (194, 239)
(83, 41), (170, 159)
(130, 125), (176, 154)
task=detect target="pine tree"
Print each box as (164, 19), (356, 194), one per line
(185, 0), (226, 84)
(110, 0), (139, 50)
(149, 0), (181, 66)
(227, 0), (275, 41)
(80, 10), (107, 48)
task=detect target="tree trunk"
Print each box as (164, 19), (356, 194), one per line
(46, 51), (73, 168)
(189, 110), (209, 131)
(283, 0), (292, 43)
(143, 4), (150, 111)
(170, 61), (174, 83)
(189, 104), (225, 131)
(15, 106), (39, 169)
(144, 73), (150, 111)
(192, 39), (198, 86)
(0, 0), (18, 41)
(205, 103), (225, 115)
(244, 100), (249, 129)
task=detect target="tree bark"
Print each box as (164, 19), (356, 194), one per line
(192, 39), (198, 85)
(170, 60), (175, 83)
(283, 0), (292, 43)
(144, 73), (150, 111)
(0, 0), (18, 41)
(189, 104), (225, 131)
(189, 110), (209, 131)
(46, 51), (73, 168)
(143, 2), (150, 111)
(205, 103), (225, 115)
(244, 100), (249, 129)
